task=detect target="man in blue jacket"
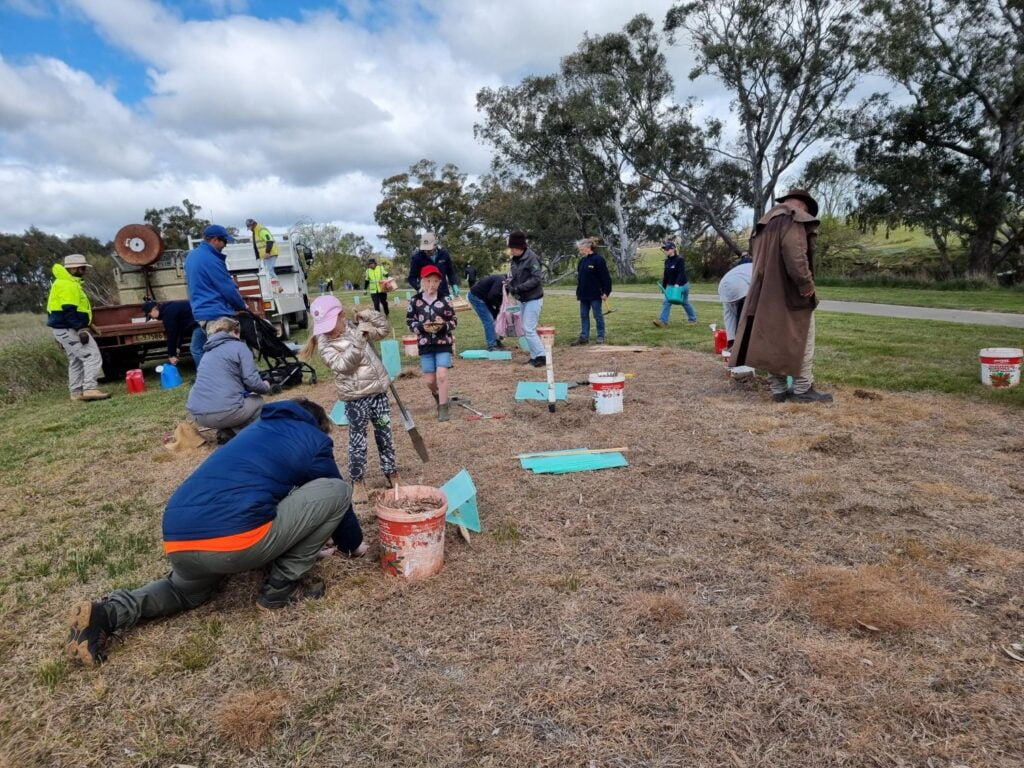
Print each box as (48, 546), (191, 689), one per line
(570, 238), (613, 346)
(65, 399), (365, 667)
(184, 224), (247, 367)
(407, 231), (459, 298)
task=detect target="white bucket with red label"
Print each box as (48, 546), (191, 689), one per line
(589, 371), (625, 414)
(979, 347), (1022, 388)
(402, 335), (419, 357)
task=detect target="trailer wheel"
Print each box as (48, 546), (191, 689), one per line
(295, 311), (308, 330)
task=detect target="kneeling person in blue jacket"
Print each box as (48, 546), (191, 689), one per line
(66, 399), (366, 666)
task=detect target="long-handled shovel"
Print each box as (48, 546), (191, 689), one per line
(450, 396), (506, 421)
(388, 381), (429, 462)
(366, 342), (429, 462)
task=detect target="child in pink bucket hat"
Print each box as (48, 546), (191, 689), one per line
(301, 295), (399, 523)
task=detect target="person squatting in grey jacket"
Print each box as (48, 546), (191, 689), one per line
(186, 316), (276, 441)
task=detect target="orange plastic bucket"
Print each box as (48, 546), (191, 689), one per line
(373, 485), (447, 580)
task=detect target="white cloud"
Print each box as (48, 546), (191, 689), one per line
(0, 0), (729, 248)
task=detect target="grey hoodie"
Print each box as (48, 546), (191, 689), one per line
(186, 331), (270, 416)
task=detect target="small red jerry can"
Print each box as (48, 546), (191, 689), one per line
(125, 369), (145, 394)
(713, 328), (728, 355)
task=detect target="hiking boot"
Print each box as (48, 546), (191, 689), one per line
(70, 391), (84, 401)
(530, 356), (546, 367)
(652, 320), (667, 329)
(771, 391), (791, 403)
(80, 389), (110, 401)
(256, 577), (326, 610)
(438, 403), (450, 422)
(570, 337), (589, 346)
(66, 600), (113, 667)
(790, 387), (834, 403)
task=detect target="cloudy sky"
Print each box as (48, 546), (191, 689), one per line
(1, 0), (727, 249)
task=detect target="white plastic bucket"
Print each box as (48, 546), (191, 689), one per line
(979, 347), (1022, 388)
(402, 335), (419, 358)
(589, 371), (625, 415)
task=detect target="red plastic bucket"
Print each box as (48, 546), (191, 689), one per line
(713, 328), (728, 355)
(979, 347), (1022, 388)
(373, 485), (447, 580)
(125, 369), (145, 394)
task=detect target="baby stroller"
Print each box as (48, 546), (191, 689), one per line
(238, 311), (317, 388)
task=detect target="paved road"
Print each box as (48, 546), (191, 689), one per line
(546, 289), (1024, 329)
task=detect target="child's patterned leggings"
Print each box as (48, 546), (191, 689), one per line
(345, 392), (397, 481)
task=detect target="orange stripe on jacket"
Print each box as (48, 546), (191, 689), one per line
(163, 521), (272, 554)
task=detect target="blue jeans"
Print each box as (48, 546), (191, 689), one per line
(659, 284), (697, 324)
(579, 298), (605, 340)
(521, 298), (544, 358)
(467, 292), (497, 348)
(190, 325), (207, 368)
(419, 351), (453, 373)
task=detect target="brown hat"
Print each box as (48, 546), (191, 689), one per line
(775, 188), (819, 217)
(507, 230), (528, 250)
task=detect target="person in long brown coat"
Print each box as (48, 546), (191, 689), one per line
(729, 189), (833, 403)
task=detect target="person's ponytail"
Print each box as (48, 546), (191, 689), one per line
(299, 334), (319, 361)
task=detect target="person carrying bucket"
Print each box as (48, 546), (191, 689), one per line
(652, 242), (697, 327)
(300, 295), (400, 506)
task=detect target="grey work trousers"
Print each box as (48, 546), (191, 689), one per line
(767, 314), (816, 395)
(106, 477), (354, 631)
(190, 395), (264, 434)
(52, 328), (103, 393)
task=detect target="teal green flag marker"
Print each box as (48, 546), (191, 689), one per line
(442, 469), (480, 532)
(380, 339), (401, 380)
(329, 401), (349, 426)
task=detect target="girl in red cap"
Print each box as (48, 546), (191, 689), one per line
(406, 265), (458, 421)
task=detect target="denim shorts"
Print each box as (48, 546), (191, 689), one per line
(419, 351), (452, 373)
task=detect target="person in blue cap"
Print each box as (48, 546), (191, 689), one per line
(184, 225), (247, 367)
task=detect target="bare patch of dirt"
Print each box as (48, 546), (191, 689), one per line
(853, 388), (883, 400)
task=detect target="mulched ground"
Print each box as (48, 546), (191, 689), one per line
(2, 344), (1023, 767)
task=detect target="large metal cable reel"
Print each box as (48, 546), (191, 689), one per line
(114, 224), (164, 266)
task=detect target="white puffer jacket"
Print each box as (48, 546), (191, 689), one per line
(317, 309), (391, 401)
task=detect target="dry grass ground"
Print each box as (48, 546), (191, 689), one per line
(1, 343), (1023, 767)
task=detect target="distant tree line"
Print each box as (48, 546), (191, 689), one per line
(375, 0), (1022, 281)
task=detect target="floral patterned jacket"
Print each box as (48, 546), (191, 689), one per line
(406, 293), (457, 354)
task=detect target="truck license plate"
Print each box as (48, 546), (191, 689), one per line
(132, 333), (164, 342)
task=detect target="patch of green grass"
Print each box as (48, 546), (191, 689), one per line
(552, 574), (582, 593)
(491, 521), (521, 543)
(35, 659), (69, 692)
(452, 295), (1023, 407)
(170, 628), (220, 672)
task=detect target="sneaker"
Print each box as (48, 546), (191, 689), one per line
(530, 357), (547, 367)
(790, 387), (834, 403)
(652, 320), (667, 328)
(256, 577), (326, 610)
(570, 337), (589, 347)
(595, 338), (605, 345)
(771, 391), (791, 403)
(66, 600), (113, 667)
(688, 319), (698, 324)
(80, 389), (111, 401)
(438, 403), (450, 422)
(487, 344), (498, 352)
(493, 339), (505, 348)
(70, 392), (84, 401)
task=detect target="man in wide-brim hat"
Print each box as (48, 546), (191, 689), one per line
(728, 188), (833, 403)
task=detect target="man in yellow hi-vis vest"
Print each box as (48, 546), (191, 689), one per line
(246, 218), (282, 293)
(363, 257), (391, 316)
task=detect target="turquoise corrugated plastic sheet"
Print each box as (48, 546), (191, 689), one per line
(515, 382), (569, 401)
(520, 453), (628, 474)
(329, 401), (349, 426)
